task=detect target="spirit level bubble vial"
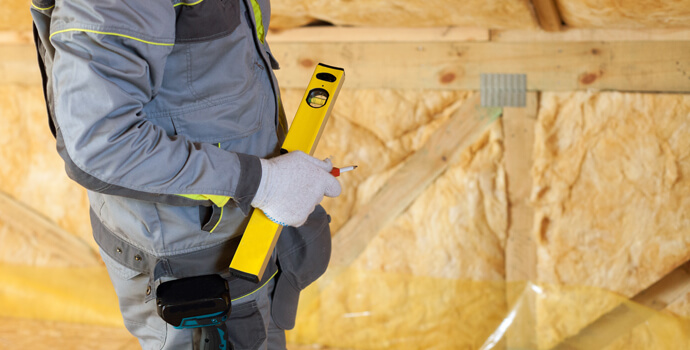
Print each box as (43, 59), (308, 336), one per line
(229, 63), (345, 283)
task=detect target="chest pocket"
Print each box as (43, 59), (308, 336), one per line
(174, 0), (240, 43)
(144, 0), (268, 143)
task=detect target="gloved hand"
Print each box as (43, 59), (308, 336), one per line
(251, 151), (341, 227)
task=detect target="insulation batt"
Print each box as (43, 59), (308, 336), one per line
(0, 85), (95, 266)
(556, 0), (690, 28)
(2, 0), (538, 33)
(533, 92), (690, 348)
(270, 0), (537, 29)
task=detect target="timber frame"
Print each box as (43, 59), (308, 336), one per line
(3, 27), (690, 92)
(1, 24), (689, 346)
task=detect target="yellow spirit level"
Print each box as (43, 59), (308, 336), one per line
(229, 63), (345, 283)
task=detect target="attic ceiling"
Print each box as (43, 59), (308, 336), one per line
(2, 0), (690, 32)
(269, 0), (690, 30)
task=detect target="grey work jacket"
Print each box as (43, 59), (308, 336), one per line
(30, 0), (297, 297)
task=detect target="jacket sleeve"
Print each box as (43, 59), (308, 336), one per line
(45, 0), (261, 213)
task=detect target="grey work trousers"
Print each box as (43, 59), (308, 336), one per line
(100, 250), (286, 350)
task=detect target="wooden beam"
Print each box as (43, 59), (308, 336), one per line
(330, 94), (500, 267)
(6, 27), (688, 45)
(4, 36), (690, 92)
(0, 30), (34, 45)
(269, 40), (690, 92)
(492, 27), (690, 42)
(504, 92), (539, 348)
(0, 190), (99, 267)
(268, 26), (490, 43)
(549, 260), (690, 350)
(505, 92), (538, 284)
(530, 0), (562, 32)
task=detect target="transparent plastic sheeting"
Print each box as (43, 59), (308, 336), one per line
(2, 263), (690, 349)
(288, 267), (690, 350)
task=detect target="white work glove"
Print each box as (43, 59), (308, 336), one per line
(251, 151), (341, 227)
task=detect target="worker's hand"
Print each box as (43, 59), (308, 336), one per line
(251, 151), (341, 227)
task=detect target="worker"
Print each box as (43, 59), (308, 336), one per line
(30, 0), (340, 348)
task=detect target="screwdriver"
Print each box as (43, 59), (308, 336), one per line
(330, 165), (358, 177)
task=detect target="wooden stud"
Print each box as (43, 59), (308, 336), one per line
(530, 0), (563, 32)
(330, 94), (500, 267)
(504, 92), (538, 284)
(504, 92), (539, 349)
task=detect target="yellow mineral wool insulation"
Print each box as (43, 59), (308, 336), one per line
(288, 268), (508, 350)
(0, 194), (100, 267)
(533, 91), (690, 296)
(270, 0), (537, 29)
(0, 0), (31, 32)
(555, 0), (690, 28)
(667, 292), (690, 319)
(0, 85), (95, 257)
(0, 264), (122, 326)
(480, 283), (690, 350)
(533, 91), (690, 347)
(269, 14), (316, 30)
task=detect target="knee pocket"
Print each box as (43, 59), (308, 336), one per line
(228, 301), (267, 350)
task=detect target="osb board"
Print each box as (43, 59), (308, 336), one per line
(270, 0), (537, 30)
(556, 0), (690, 28)
(0, 85), (96, 264)
(533, 91), (690, 347)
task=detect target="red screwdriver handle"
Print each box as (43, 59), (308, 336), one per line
(330, 167), (341, 177)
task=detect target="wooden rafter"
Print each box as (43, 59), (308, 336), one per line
(530, 0), (563, 32)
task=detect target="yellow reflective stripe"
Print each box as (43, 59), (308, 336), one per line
(249, 0), (265, 44)
(231, 270), (278, 302)
(50, 29), (174, 46)
(177, 194), (231, 207)
(209, 206), (223, 233)
(173, 0), (205, 7)
(31, 2), (55, 10)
